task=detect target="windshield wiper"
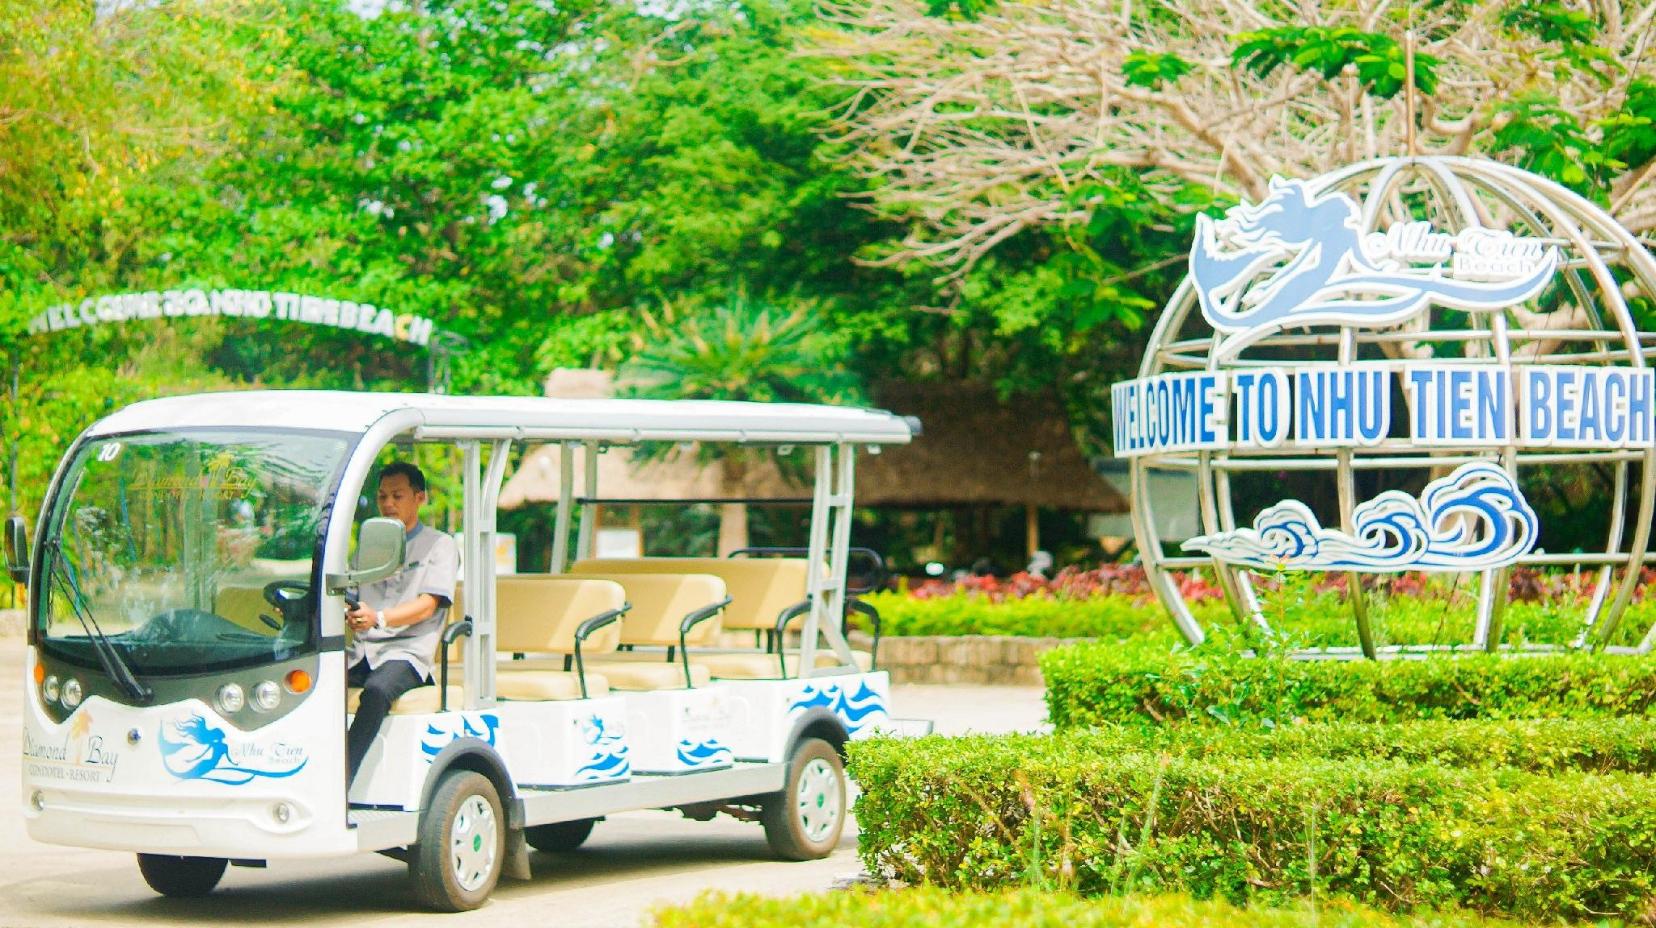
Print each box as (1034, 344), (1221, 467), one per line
(41, 539), (153, 705)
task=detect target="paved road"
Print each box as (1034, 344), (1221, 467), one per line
(0, 643), (1046, 928)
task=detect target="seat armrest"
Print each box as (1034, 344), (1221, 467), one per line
(572, 604), (630, 699)
(677, 597), (733, 688)
(439, 618), (474, 711)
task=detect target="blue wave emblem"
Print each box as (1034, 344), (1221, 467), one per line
(787, 681), (888, 734)
(158, 714), (308, 785)
(1184, 461), (1538, 572)
(675, 738), (733, 768)
(418, 713), (499, 761)
(575, 713), (629, 781)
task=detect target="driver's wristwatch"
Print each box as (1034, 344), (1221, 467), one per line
(374, 609), (386, 629)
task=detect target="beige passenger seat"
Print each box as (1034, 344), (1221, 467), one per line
(349, 576), (622, 714)
(491, 575), (625, 700)
(573, 573), (727, 690)
(569, 558), (872, 679)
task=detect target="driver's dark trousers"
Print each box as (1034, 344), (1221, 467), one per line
(346, 659), (427, 785)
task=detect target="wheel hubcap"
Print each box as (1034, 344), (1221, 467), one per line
(795, 758), (842, 844)
(450, 795), (497, 892)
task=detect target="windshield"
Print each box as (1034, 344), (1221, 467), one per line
(37, 428), (351, 675)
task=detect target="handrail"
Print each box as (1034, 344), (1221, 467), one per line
(570, 603), (631, 699)
(676, 596), (732, 688)
(438, 618), (473, 712)
(846, 598), (881, 670)
(773, 601), (810, 677)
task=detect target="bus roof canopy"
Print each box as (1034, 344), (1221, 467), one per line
(86, 390), (918, 446)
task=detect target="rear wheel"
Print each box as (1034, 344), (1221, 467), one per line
(136, 854), (227, 898)
(409, 770), (504, 911)
(760, 737), (846, 860)
(524, 817), (597, 852)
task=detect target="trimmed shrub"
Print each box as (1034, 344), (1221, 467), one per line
(849, 735), (1656, 921)
(651, 888), (1520, 928)
(865, 589), (1632, 649)
(1041, 644), (1656, 730)
(1025, 717), (1656, 776)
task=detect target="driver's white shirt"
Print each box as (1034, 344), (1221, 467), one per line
(346, 522), (459, 680)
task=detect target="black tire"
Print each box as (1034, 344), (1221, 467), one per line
(524, 817), (597, 852)
(409, 770), (505, 912)
(760, 737), (847, 861)
(136, 854), (227, 898)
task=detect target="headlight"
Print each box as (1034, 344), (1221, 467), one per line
(61, 678), (83, 709)
(252, 680), (281, 712)
(216, 683), (245, 714)
(41, 675), (60, 704)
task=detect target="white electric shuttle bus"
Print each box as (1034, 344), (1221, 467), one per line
(6, 391), (917, 910)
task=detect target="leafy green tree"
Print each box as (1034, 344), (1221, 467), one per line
(0, 0), (273, 519)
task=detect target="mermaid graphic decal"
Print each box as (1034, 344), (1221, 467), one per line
(1192, 178), (1558, 355)
(158, 714), (308, 785)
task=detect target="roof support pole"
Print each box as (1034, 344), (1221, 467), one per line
(575, 440), (599, 562)
(550, 441), (574, 573)
(801, 443), (859, 678)
(460, 440), (502, 709)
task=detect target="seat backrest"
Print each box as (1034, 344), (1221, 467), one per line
(496, 575), (626, 655)
(564, 571), (726, 648)
(571, 558), (808, 632)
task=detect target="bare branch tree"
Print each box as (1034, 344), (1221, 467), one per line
(809, 0), (1656, 276)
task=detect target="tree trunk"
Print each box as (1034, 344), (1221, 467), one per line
(717, 455), (750, 555)
(717, 502), (749, 556)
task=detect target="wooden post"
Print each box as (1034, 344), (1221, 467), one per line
(1025, 504), (1039, 561)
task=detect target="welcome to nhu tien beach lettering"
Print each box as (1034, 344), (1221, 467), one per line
(1112, 363), (1656, 456)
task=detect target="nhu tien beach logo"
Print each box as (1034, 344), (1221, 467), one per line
(1191, 178), (1558, 356)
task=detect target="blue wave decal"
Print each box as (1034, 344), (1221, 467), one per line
(833, 681), (887, 729)
(1184, 462), (1538, 572)
(418, 713), (499, 762)
(158, 715), (308, 785)
(675, 738), (733, 767)
(575, 713), (629, 780)
(787, 681), (887, 734)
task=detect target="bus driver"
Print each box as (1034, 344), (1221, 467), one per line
(343, 462), (460, 784)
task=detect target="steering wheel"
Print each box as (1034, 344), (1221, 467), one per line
(261, 580), (312, 628)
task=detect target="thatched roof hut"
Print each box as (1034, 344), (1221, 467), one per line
(496, 372), (1125, 514)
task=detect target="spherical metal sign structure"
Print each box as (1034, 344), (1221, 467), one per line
(1115, 156), (1656, 656)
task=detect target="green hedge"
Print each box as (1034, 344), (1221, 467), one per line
(849, 735), (1656, 921)
(865, 590), (1653, 649)
(1025, 716), (1656, 776)
(1042, 645), (1656, 730)
(652, 889), (1518, 927)
(864, 591), (1177, 639)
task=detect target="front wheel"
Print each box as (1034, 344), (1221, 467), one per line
(136, 854), (227, 897)
(760, 737), (846, 860)
(409, 770), (505, 911)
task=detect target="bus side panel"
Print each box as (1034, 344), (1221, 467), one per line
(719, 671), (893, 762)
(348, 697), (633, 809)
(21, 647), (355, 859)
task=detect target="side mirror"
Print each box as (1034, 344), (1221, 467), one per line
(324, 517), (406, 594)
(4, 515), (28, 585)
